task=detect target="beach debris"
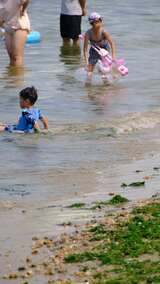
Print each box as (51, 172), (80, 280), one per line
(135, 170), (143, 173)
(3, 272), (18, 279)
(32, 236), (39, 241)
(152, 192), (160, 198)
(31, 249), (38, 255)
(26, 257), (32, 263)
(23, 270), (34, 278)
(108, 192), (115, 196)
(59, 221), (73, 227)
(18, 266), (26, 271)
(44, 265), (54, 276)
(121, 181), (145, 187)
(153, 166), (160, 170)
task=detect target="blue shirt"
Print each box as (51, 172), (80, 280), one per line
(5, 108), (42, 133)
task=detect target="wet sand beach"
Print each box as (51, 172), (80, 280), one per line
(1, 141), (160, 283)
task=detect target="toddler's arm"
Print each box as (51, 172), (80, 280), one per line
(33, 116), (48, 133)
(40, 115), (49, 130)
(104, 31), (116, 60)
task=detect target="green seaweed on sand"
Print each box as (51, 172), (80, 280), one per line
(121, 181), (145, 187)
(68, 202), (85, 208)
(64, 202), (160, 283)
(91, 195), (129, 209)
(107, 195), (129, 205)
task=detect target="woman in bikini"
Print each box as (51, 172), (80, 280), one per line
(0, 0), (30, 67)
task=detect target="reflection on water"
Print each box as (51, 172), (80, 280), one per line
(59, 44), (81, 66)
(85, 85), (116, 106)
(1, 65), (26, 88)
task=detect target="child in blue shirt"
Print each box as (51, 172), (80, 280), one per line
(0, 86), (48, 133)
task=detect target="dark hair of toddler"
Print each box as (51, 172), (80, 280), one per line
(19, 86), (38, 105)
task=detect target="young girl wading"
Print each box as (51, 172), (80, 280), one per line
(83, 12), (116, 84)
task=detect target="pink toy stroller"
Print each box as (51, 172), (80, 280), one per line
(92, 45), (128, 81)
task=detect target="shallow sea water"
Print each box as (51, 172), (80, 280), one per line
(0, 0), (160, 201)
(0, 0), (160, 280)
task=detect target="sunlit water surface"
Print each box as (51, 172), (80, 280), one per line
(0, 0), (160, 201)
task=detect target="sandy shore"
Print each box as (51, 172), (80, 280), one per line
(0, 153), (160, 284)
(1, 195), (160, 284)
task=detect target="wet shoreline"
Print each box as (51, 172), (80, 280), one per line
(1, 148), (160, 282)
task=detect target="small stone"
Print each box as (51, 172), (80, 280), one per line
(26, 270), (33, 276)
(30, 263), (36, 268)
(18, 266), (26, 271)
(32, 249), (38, 255)
(44, 236), (49, 240)
(2, 274), (8, 279)
(153, 167), (160, 170)
(26, 257), (32, 263)
(32, 236), (39, 241)
(44, 266), (54, 276)
(9, 273), (18, 279)
(42, 261), (49, 267)
(23, 270), (33, 278)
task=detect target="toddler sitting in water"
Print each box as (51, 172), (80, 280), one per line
(0, 86), (48, 133)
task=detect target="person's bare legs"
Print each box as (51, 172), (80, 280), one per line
(85, 64), (94, 85)
(12, 29), (28, 66)
(73, 37), (80, 47)
(5, 29), (28, 67)
(5, 33), (13, 65)
(62, 37), (71, 46)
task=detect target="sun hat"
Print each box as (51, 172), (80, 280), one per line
(88, 12), (102, 24)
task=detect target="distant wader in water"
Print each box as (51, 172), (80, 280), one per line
(60, 0), (87, 46)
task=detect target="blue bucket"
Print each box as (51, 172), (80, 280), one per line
(26, 31), (41, 44)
